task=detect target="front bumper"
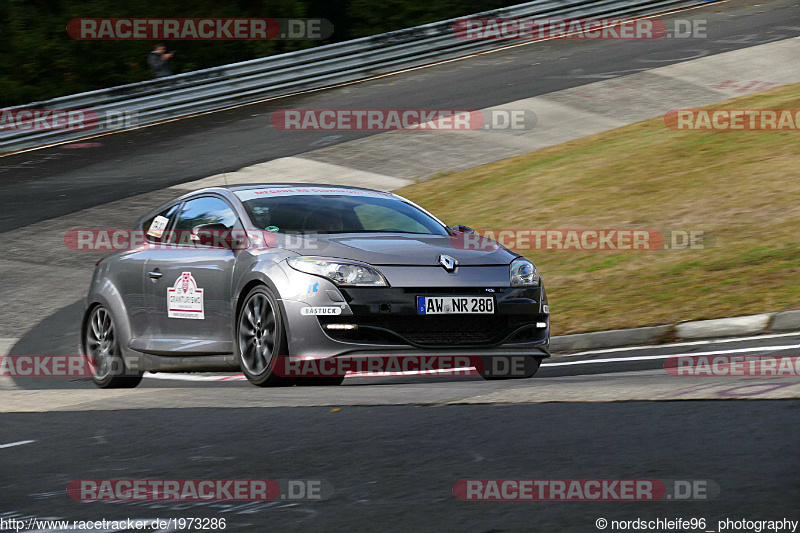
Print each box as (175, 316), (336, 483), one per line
(323, 286), (548, 348)
(279, 278), (549, 358)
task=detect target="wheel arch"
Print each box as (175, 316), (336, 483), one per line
(82, 283), (135, 361)
(233, 274), (293, 351)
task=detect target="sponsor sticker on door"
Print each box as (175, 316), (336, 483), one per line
(168, 272), (204, 319)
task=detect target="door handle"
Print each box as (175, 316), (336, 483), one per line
(148, 269), (162, 280)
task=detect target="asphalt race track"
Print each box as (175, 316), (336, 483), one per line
(1, 0), (800, 531)
(3, 323), (800, 531)
(1, 402), (798, 531)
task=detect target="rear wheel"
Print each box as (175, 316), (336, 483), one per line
(237, 286), (293, 387)
(83, 305), (143, 389)
(479, 355), (541, 380)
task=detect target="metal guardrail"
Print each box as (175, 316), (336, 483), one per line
(1, 0), (713, 154)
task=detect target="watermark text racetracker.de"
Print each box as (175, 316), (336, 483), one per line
(453, 479), (719, 501)
(270, 109), (537, 131)
(68, 478), (333, 501)
(64, 229), (282, 251)
(452, 17), (708, 40)
(450, 229), (709, 251)
(64, 228), (710, 252)
(0, 109), (136, 132)
(67, 18), (334, 40)
(665, 109), (800, 130)
(0, 355), (97, 377)
(665, 355), (800, 377)
(272, 355), (494, 378)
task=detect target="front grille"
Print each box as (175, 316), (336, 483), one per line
(400, 287), (503, 295)
(319, 314), (527, 347)
(394, 315), (508, 344)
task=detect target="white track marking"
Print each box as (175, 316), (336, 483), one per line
(0, 440), (35, 449)
(558, 331), (800, 358)
(543, 343), (800, 367)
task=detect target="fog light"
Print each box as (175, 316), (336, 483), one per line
(325, 324), (358, 330)
(536, 322), (547, 328)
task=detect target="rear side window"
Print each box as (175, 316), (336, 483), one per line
(142, 204), (180, 243)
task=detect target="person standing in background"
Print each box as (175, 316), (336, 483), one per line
(147, 44), (174, 78)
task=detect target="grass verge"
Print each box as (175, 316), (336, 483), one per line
(397, 82), (800, 335)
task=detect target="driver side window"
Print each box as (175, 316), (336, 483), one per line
(168, 196), (239, 246)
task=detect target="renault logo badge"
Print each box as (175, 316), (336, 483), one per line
(438, 254), (457, 272)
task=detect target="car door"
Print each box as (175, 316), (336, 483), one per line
(138, 195), (240, 356)
(122, 202), (182, 342)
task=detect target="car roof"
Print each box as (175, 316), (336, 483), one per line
(159, 183), (397, 211)
(219, 183), (389, 194)
(137, 183), (444, 231)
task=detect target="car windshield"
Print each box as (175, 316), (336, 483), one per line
(235, 188), (450, 235)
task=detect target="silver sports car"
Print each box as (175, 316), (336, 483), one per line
(82, 184), (550, 388)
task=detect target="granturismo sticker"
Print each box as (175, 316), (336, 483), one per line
(168, 272), (204, 319)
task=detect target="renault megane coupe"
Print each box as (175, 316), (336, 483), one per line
(82, 184), (550, 388)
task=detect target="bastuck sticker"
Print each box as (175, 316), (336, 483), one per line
(301, 306), (342, 316)
(168, 272), (204, 319)
(147, 215), (170, 238)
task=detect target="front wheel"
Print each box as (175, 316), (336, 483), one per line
(83, 305), (143, 389)
(236, 286), (293, 387)
(479, 355), (541, 380)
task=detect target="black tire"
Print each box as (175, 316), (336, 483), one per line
(296, 376), (345, 386)
(236, 285), (293, 387)
(479, 355), (541, 380)
(83, 305), (143, 389)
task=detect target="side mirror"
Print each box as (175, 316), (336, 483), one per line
(191, 223), (236, 249)
(451, 225), (476, 234)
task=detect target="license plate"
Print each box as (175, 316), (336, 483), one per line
(417, 296), (495, 315)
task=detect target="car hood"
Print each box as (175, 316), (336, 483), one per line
(278, 233), (517, 266)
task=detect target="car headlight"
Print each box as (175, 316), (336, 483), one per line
(510, 258), (539, 287)
(287, 257), (388, 287)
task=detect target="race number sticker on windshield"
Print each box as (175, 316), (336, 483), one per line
(147, 215), (170, 238)
(417, 296), (494, 314)
(168, 272), (204, 319)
